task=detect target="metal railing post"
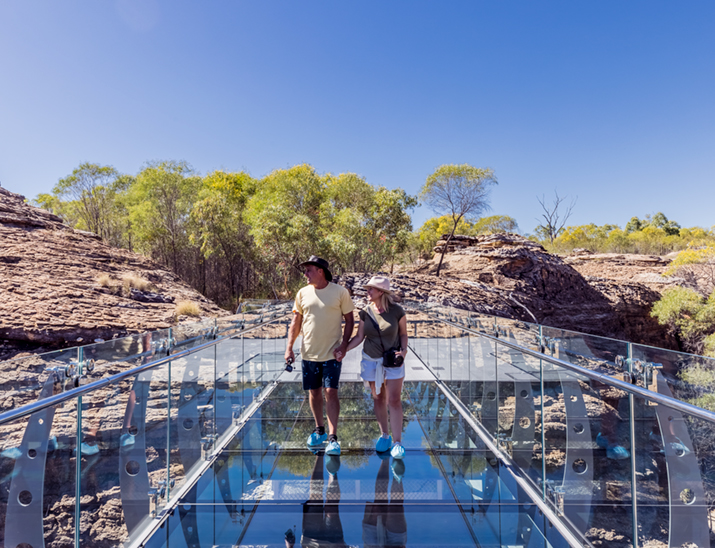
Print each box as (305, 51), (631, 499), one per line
(75, 346), (83, 548)
(628, 341), (638, 548)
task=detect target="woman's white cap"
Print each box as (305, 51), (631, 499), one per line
(364, 275), (393, 294)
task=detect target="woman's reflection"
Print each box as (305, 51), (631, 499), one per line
(362, 457), (407, 548)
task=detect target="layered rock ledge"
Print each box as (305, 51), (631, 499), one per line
(0, 187), (227, 359)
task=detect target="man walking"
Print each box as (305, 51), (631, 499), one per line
(285, 256), (355, 455)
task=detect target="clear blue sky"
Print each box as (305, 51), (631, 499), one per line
(1, 1), (713, 234)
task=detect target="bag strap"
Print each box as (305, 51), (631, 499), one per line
(364, 305), (386, 353)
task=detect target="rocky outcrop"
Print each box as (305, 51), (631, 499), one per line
(0, 187), (227, 359)
(564, 252), (680, 290)
(341, 233), (676, 349)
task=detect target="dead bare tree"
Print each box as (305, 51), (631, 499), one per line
(536, 191), (577, 243)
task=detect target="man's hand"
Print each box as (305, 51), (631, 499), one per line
(333, 343), (348, 362)
(285, 347), (295, 363)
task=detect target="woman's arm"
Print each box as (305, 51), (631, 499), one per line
(346, 320), (366, 352)
(397, 315), (408, 358)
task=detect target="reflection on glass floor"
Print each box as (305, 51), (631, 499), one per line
(144, 382), (564, 548)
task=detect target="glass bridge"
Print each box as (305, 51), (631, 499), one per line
(2, 301), (715, 547)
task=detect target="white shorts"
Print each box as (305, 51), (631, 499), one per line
(360, 353), (405, 382)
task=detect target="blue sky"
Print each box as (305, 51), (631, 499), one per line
(1, 1), (713, 234)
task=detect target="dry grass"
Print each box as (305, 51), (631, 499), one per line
(175, 301), (201, 317)
(122, 275), (153, 292)
(97, 274), (114, 288)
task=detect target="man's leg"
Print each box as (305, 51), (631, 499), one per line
(304, 360), (327, 446)
(323, 359), (342, 437)
(325, 388), (340, 436)
(309, 388), (325, 429)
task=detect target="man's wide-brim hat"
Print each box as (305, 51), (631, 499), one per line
(299, 256), (333, 282)
(364, 275), (393, 294)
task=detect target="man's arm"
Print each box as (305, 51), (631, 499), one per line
(333, 312), (355, 362)
(285, 312), (303, 362)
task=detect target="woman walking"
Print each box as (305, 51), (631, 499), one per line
(347, 276), (409, 459)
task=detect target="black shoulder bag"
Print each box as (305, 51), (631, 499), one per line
(364, 306), (404, 368)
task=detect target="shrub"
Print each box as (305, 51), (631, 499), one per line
(175, 301), (201, 317)
(97, 274), (114, 287)
(122, 275), (153, 292)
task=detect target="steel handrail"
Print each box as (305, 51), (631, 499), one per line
(0, 315), (290, 427)
(440, 317), (715, 426)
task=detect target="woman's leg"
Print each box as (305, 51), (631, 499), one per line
(371, 381), (389, 435)
(386, 377), (404, 443)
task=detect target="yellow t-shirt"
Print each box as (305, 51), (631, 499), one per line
(294, 282), (355, 362)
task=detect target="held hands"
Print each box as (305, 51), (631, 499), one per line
(333, 343), (348, 362)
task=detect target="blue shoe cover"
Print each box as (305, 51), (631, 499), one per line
(607, 445), (630, 460)
(326, 440), (341, 456)
(391, 443), (405, 459)
(376, 435), (392, 453)
(307, 430), (327, 447)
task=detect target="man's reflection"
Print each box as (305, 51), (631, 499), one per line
(362, 457), (407, 548)
(289, 452), (346, 548)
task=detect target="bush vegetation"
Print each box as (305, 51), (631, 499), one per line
(175, 301), (201, 318)
(542, 213), (715, 255)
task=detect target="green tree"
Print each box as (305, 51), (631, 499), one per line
(472, 214), (519, 235)
(652, 287), (715, 356)
(52, 162), (127, 242)
(416, 215), (474, 257)
(190, 170), (258, 307)
(420, 164), (497, 277)
(33, 192), (81, 226)
(126, 161), (201, 272)
(625, 216), (645, 234)
(246, 164), (326, 296)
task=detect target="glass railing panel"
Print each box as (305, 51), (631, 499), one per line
(403, 308), (434, 367)
(540, 358), (635, 546)
(172, 319), (217, 351)
(78, 358), (170, 545)
(469, 333), (498, 441)
(167, 341), (218, 503)
(466, 311), (498, 336)
(0, 397), (77, 548)
(542, 325), (629, 375)
(80, 329), (172, 384)
(0, 347), (79, 414)
(492, 340), (543, 487)
(632, 395), (714, 548)
(495, 317), (541, 353)
(631, 341), (715, 407)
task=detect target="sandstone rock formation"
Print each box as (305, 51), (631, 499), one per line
(341, 233), (676, 349)
(564, 251), (678, 290)
(0, 187), (227, 360)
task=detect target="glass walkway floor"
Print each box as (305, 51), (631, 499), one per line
(2, 301), (715, 547)
(143, 381), (553, 548)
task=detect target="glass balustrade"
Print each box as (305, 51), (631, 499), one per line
(3, 299), (715, 547)
(0, 303), (293, 548)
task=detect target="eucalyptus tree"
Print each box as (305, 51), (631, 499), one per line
(190, 170), (258, 307)
(246, 164), (327, 296)
(320, 174), (416, 273)
(126, 160), (201, 274)
(52, 162), (132, 244)
(420, 164), (497, 277)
